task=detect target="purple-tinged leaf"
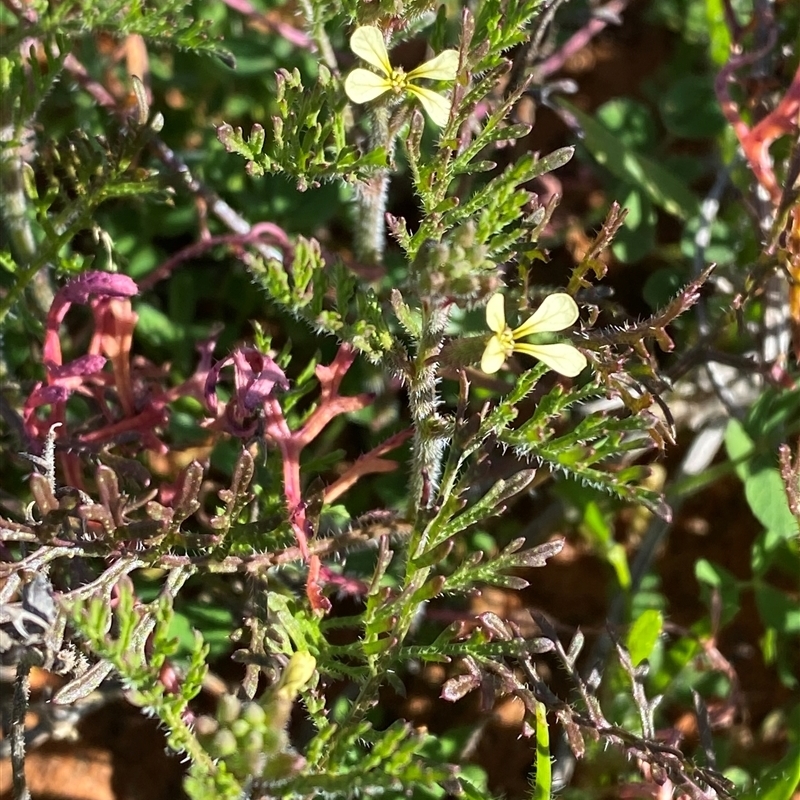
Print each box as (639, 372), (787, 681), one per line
(478, 611), (513, 641)
(95, 465), (121, 512)
(493, 575), (529, 590)
(558, 711), (586, 758)
(441, 671), (481, 702)
(29, 472), (58, 514)
(145, 501), (174, 523)
(173, 462), (204, 523)
(79, 503), (116, 536)
(53, 660), (114, 704)
(512, 537), (565, 567)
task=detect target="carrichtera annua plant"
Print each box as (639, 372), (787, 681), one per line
(0, 1), (732, 799)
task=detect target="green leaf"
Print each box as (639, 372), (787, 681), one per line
(607, 543), (632, 591)
(724, 417), (755, 482)
(724, 419), (799, 543)
(659, 74), (726, 139)
(694, 558), (741, 625)
(643, 267), (686, 311)
(596, 98), (658, 150)
(626, 610), (664, 666)
(611, 186), (656, 263)
(739, 741), (800, 800)
(754, 583), (800, 634)
(743, 387), (800, 447)
(135, 302), (187, 348)
(705, 0), (735, 66)
(745, 468), (799, 542)
(680, 217), (737, 266)
(559, 99), (700, 220)
(220, 35), (283, 76)
(582, 500), (612, 544)
(170, 602), (235, 659)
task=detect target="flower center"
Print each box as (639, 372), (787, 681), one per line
(389, 67), (408, 93)
(497, 327), (515, 356)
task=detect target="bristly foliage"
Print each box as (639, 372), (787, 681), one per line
(0, 0), (728, 798)
(217, 67), (389, 190)
(1, 0), (221, 56)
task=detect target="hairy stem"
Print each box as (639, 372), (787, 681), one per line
(297, 0), (337, 72)
(0, 125), (52, 317)
(11, 657), (35, 800)
(353, 106), (394, 264)
(0, 17), (53, 316)
(406, 304), (449, 526)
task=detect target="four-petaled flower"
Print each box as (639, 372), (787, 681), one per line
(481, 293), (587, 377)
(344, 26), (459, 127)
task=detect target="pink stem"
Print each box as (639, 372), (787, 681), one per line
(139, 223), (291, 290)
(219, 0), (313, 49)
(535, 0), (629, 80)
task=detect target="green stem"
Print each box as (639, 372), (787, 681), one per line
(318, 673), (382, 768)
(1, 156), (36, 260)
(0, 124), (52, 318)
(0, 261), (42, 324)
(163, 705), (226, 780)
(0, 175), (104, 325)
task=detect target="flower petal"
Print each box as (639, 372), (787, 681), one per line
(514, 342), (587, 377)
(485, 293), (507, 333)
(408, 49), (459, 81)
(513, 293), (579, 338)
(344, 69), (391, 104)
(350, 26), (392, 76)
(406, 84), (452, 126)
(61, 271), (139, 304)
(47, 354), (107, 379)
(481, 335), (510, 374)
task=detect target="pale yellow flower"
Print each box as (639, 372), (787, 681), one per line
(481, 293), (587, 377)
(344, 26), (459, 127)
